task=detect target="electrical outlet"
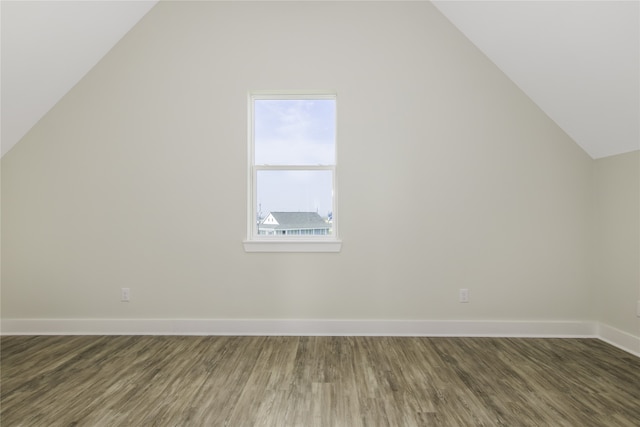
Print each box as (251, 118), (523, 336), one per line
(121, 288), (130, 302)
(459, 288), (469, 303)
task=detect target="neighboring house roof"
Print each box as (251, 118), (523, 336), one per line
(260, 212), (329, 230)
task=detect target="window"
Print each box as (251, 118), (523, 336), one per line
(244, 92), (341, 252)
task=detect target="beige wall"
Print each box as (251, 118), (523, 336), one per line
(593, 151), (640, 337)
(1, 1), (595, 322)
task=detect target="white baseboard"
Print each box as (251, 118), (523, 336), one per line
(0, 318), (597, 338)
(3, 318), (636, 357)
(596, 322), (640, 357)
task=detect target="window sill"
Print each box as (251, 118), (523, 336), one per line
(243, 239), (342, 253)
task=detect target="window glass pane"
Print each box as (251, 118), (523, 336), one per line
(257, 170), (333, 236)
(255, 99), (335, 165)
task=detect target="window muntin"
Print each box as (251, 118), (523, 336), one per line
(248, 93), (337, 244)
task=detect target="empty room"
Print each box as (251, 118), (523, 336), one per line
(1, 1), (639, 425)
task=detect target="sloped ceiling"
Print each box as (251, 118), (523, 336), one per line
(0, 0), (158, 157)
(1, 0), (638, 159)
(432, 0), (639, 159)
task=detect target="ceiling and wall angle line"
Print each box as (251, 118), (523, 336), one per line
(1, 0), (638, 160)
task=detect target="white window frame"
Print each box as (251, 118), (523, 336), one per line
(243, 91), (341, 253)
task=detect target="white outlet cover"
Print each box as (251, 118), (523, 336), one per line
(459, 289), (469, 303)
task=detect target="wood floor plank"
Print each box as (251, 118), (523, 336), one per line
(2, 336), (639, 426)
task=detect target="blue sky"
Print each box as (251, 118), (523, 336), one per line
(254, 99), (335, 218)
(255, 99), (335, 165)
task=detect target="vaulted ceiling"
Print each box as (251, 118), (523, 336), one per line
(1, 1), (638, 159)
(1, 0), (158, 157)
(432, 0), (639, 159)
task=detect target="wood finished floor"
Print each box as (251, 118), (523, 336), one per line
(1, 336), (639, 426)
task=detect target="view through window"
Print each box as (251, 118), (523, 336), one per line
(249, 93), (337, 240)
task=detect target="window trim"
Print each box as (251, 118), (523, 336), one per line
(243, 91), (341, 253)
